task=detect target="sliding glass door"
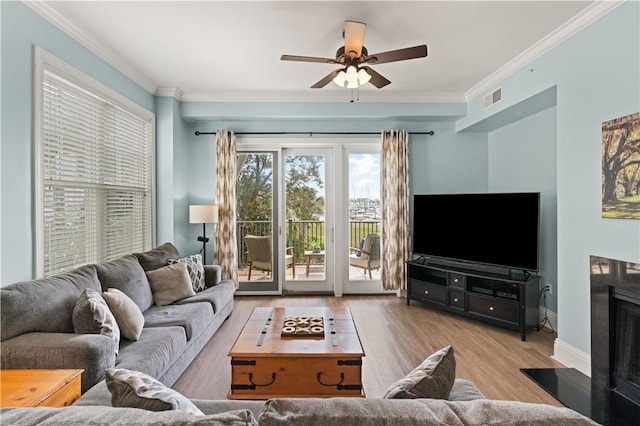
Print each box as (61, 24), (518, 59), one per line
(235, 152), (280, 293)
(342, 145), (384, 294)
(282, 148), (333, 294)
(235, 139), (385, 296)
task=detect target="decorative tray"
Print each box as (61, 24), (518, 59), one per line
(281, 316), (325, 338)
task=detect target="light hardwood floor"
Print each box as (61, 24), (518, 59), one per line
(173, 295), (564, 405)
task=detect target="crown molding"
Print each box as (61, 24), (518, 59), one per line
(23, 0), (158, 94)
(465, 0), (624, 102)
(155, 87), (183, 100)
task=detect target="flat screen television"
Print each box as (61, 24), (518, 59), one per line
(412, 192), (540, 272)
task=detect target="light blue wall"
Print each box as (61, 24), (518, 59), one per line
(185, 123), (216, 264)
(172, 102), (191, 259)
(410, 122), (488, 195)
(489, 106), (558, 312)
(155, 98), (203, 261)
(459, 2), (640, 358)
(0, 2), (153, 284)
(155, 97), (176, 246)
(180, 118), (488, 265)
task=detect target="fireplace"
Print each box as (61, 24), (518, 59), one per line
(590, 255), (640, 425)
(521, 256), (640, 424)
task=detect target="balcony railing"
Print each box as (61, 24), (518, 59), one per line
(237, 220), (380, 265)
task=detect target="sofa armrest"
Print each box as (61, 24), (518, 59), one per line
(204, 264), (222, 287)
(1, 332), (117, 393)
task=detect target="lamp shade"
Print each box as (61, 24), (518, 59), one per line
(189, 205), (218, 224)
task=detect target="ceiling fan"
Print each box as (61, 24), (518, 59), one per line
(281, 20), (427, 89)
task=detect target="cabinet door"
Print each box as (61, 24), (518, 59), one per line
(467, 294), (519, 325)
(448, 273), (466, 289)
(409, 279), (446, 305)
(448, 289), (465, 310)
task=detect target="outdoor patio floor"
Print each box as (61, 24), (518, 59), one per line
(237, 264), (381, 282)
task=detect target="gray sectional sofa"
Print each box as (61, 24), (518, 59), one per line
(0, 242), (235, 393)
(0, 390), (600, 425)
(0, 243), (599, 425)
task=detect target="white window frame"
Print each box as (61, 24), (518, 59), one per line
(33, 46), (156, 277)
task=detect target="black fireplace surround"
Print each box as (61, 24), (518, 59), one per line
(590, 255), (640, 425)
(521, 256), (639, 425)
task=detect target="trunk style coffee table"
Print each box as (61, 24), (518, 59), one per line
(227, 306), (365, 399)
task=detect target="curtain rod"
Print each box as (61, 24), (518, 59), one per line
(194, 130), (435, 136)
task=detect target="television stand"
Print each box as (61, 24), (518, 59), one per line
(406, 260), (540, 341)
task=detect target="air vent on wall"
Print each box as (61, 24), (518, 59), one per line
(483, 87), (502, 109)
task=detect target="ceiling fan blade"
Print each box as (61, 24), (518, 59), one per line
(361, 66), (391, 88)
(364, 45), (427, 65)
(281, 54), (340, 64)
(344, 20), (366, 59)
(311, 69), (342, 88)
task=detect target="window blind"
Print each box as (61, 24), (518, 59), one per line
(40, 70), (153, 276)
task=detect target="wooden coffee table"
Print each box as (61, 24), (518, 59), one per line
(227, 306), (365, 399)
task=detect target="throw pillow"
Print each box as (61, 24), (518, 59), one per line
(134, 242), (181, 272)
(95, 254), (154, 312)
(168, 254), (206, 292)
(145, 263), (196, 306)
(72, 288), (121, 355)
(105, 368), (204, 415)
(102, 288), (145, 341)
(382, 345), (456, 400)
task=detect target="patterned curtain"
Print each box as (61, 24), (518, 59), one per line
(215, 130), (238, 288)
(381, 130), (411, 291)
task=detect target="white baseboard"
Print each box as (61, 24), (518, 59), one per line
(552, 338), (591, 377)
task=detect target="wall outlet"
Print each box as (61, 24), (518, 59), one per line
(543, 284), (552, 295)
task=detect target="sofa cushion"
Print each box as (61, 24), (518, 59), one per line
(257, 398), (598, 426)
(143, 302), (212, 341)
(382, 345), (456, 400)
(72, 288), (121, 355)
(168, 254), (206, 292)
(103, 288), (145, 341)
(116, 326), (187, 380)
(96, 255), (154, 312)
(134, 242), (181, 272)
(173, 279), (235, 314)
(0, 406), (258, 425)
(258, 397), (463, 426)
(442, 399), (599, 425)
(146, 263), (196, 306)
(105, 368), (204, 415)
(0, 264), (101, 340)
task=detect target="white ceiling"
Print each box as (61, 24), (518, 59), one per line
(30, 1), (604, 103)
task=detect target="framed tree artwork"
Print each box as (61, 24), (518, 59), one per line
(602, 112), (640, 219)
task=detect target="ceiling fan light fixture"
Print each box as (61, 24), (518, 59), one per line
(345, 65), (359, 88)
(346, 65), (358, 78)
(333, 70), (347, 87)
(357, 68), (371, 85)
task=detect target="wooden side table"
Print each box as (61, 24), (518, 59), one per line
(304, 250), (325, 277)
(0, 369), (83, 407)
